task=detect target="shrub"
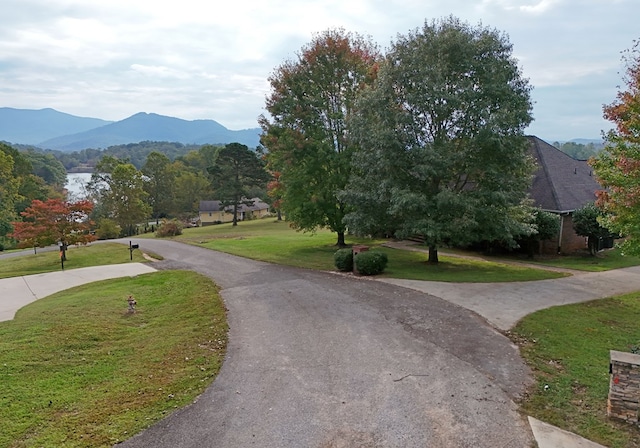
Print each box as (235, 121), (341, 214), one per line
(334, 248), (353, 271)
(96, 218), (122, 240)
(354, 250), (388, 276)
(156, 219), (183, 237)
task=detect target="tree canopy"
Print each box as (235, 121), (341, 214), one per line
(591, 40), (640, 255)
(573, 202), (618, 256)
(343, 17), (534, 262)
(260, 28), (380, 246)
(89, 156), (151, 236)
(0, 142), (61, 246)
(142, 151), (175, 223)
(207, 143), (269, 226)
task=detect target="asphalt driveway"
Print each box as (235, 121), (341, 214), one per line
(112, 239), (534, 447)
(380, 265), (640, 330)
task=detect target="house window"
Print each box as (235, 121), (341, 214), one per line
(209, 212), (212, 217)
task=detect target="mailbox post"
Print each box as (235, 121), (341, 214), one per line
(58, 241), (64, 270)
(129, 241), (139, 260)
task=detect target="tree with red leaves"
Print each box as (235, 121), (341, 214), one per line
(591, 40), (640, 255)
(10, 199), (96, 258)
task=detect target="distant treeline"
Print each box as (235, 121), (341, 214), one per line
(552, 141), (605, 160)
(14, 139), (605, 173)
(15, 141), (208, 172)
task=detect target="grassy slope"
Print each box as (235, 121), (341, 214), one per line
(511, 295), (640, 448)
(0, 270), (227, 447)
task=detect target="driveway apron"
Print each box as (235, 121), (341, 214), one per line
(116, 239), (533, 448)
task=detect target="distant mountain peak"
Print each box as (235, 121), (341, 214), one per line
(0, 107), (113, 145)
(0, 107), (261, 151)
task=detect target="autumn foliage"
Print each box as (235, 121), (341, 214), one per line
(591, 40), (640, 254)
(260, 28), (380, 246)
(10, 199), (96, 250)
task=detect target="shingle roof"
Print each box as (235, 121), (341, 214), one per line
(199, 198), (269, 213)
(527, 136), (602, 213)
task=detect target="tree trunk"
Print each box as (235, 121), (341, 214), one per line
(336, 231), (346, 247)
(232, 202), (238, 226)
(588, 236), (598, 256)
(428, 245), (439, 263)
(527, 239), (536, 259)
(276, 209), (282, 221)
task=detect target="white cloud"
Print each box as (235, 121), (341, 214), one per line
(478, 0), (560, 14)
(0, 0), (638, 138)
(129, 64), (191, 80)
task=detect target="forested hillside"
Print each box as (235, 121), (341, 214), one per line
(40, 141), (208, 171)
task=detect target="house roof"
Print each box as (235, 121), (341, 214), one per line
(527, 136), (602, 213)
(199, 198), (269, 213)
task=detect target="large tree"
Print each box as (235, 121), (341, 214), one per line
(142, 151), (176, 223)
(260, 28), (380, 246)
(344, 17), (534, 262)
(90, 156), (151, 236)
(207, 143), (269, 226)
(10, 199), (96, 258)
(172, 168), (212, 218)
(591, 41), (640, 255)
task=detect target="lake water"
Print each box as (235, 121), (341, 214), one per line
(65, 172), (93, 199)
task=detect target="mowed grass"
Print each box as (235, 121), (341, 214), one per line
(0, 270), (228, 448)
(381, 247), (567, 282)
(177, 219), (378, 270)
(526, 248), (640, 272)
(511, 294), (640, 448)
(171, 219), (566, 281)
(0, 243), (149, 278)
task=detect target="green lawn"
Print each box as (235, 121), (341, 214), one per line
(511, 295), (640, 448)
(0, 243), (150, 278)
(166, 219), (567, 282)
(525, 248), (640, 272)
(0, 270), (228, 448)
(381, 247), (567, 282)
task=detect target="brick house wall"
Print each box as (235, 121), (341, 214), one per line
(540, 214), (587, 254)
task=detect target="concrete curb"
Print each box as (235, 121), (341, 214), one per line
(0, 263), (157, 322)
(529, 417), (608, 448)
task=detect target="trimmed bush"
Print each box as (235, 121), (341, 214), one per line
(334, 248), (354, 272)
(96, 218), (122, 240)
(156, 219), (183, 237)
(354, 250), (388, 276)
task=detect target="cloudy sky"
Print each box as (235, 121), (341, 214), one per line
(1, 0), (637, 141)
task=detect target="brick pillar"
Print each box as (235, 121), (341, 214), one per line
(608, 350), (640, 424)
(352, 245), (369, 275)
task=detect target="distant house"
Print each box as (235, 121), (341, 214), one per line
(198, 198), (270, 225)
(527, 136), (603, 254)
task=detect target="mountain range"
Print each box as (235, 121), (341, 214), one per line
(0, 107), (261, 151)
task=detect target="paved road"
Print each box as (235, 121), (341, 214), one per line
(380, 265), (640, 331)
(112, 238), (533, 448)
